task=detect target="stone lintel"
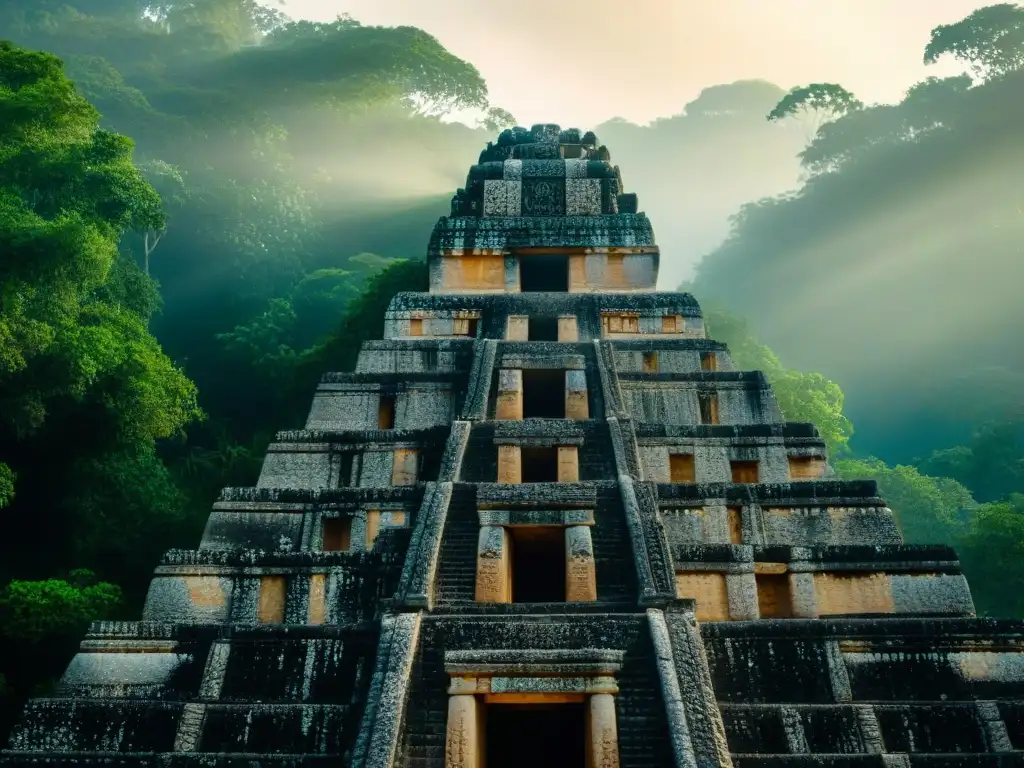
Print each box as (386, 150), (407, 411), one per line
(447, 675), (618, 695)
(476, 482), (596, 509)
(675, 563), (755, 575)
(499, 354), (587, 371)
(266, 440), (427, 453)
(211, 501), (308, 512)
(77, 640), (180, 653)
(314, 380), (456, 392)
(493, 436), (585, 447)
(153, 564), (355, 578)
(787, 561), (962, 574)
(478, 509), (594, 527)
(445, 648), (624, 673)
(673, 562), (961, 576)
(839, 639), (1024, 654)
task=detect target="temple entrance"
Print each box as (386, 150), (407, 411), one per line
(521, 446), (558, 482)
(520, 254), (569, 292)
(522, 369), (565, 418)
(509, 526), (565, 602)
(528, 316), (560, 341)
(485, 703), (586, 768)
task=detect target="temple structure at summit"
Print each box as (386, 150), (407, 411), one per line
(5, 123), (1024, 767)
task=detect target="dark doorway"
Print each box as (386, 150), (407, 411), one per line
(510, 527), (565, 602)
(521, 446), (558, 482)
(378, 394), (396, 429)
(528, 316), (559, 341)
(520, 254), (569, 292)
(698, 391), (720, 425)
(486, 703), (586, 768)
(522, 369), (565, 419)
(322, 517), (352, 552)
(756, 573), (793, 618)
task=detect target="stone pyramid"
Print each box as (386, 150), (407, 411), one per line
(4, 123), (1024, 767)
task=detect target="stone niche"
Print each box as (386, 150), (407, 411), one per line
(315, 505), (409, 554)
(640, 441), (801, 485)
(504, 314), (578, 342)
(387, 311), (484, 339)
(670, 544), (977, 622)
(443, 649), (623, 768)
(600, 309), (693, 338)
(494, 367), (589, 421)
(305, 381), (458, 431)
(474, 484), (598, 604)
(619, 376), (784, 426)
(496, 442), (580, 484)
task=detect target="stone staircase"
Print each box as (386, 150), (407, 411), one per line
(432, 485), (480, 606)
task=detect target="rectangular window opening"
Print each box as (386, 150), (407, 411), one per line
(257, 576), (286, 624)
(486, 703), (586, 768)
(336, 451), (357, 488)
(602, 312), (639, 335)
(522, 369), (566, 419)
(789, 456), (824, 480)
(520, 254), (569, 292)
(730, 460), (759, 484)
(727, 507), (743, 545)
(454, 317), (479, 337)
(322, 516), (352, 552)
(521, 446), (559, 483)
(757, 573), (793, 619)
(409, 318), (423, 337)
(700, 352), (718, 371)
(528, 316), (560, 341)
(669, 453), (695, 483)
(642, 351), (659, 373)
(510, 526), (565, 603)
(378, 394), (396, 429)
(662, 315), (680, 333)
(698, 391), (720, 425)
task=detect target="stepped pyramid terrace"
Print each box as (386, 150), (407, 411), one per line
(6, 122), (1024, 768)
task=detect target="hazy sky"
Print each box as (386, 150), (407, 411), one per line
(278, 0), (990, 126)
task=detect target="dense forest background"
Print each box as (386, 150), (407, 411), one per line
(2, 0), (1023, 741)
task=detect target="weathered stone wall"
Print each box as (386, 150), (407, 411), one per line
(384, 292), (702, 342)
(8, 121), (1023, 768)
(305, 380), (462, 432)
(702, 617), (1024, 758)
(400, 614), (677, 767)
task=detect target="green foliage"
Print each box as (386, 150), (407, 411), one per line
(0, 4), (492, 742)
(702, 306), (853, 455)
(0, 571), (121, 642)
(481, 106), (517, 132)
(62, 444), (193, 592)
(958, 494), (1024, 616)
(0, 463), (14, 508)
(924, 3), (1024, 78)
(0, 40), (200, 476)
(301, 258), (429, 380)
(594, 81), (805, 289)
(693, 7), (1024, 464)
(798, 75), (974, 175)
(917, 421), (1024, 502)
(206, 21), (489, 115)
(766, 82), (863, 140)
(833, 457), (974, 544)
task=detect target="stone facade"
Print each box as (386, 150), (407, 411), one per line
(5, 123), (1024, 766)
